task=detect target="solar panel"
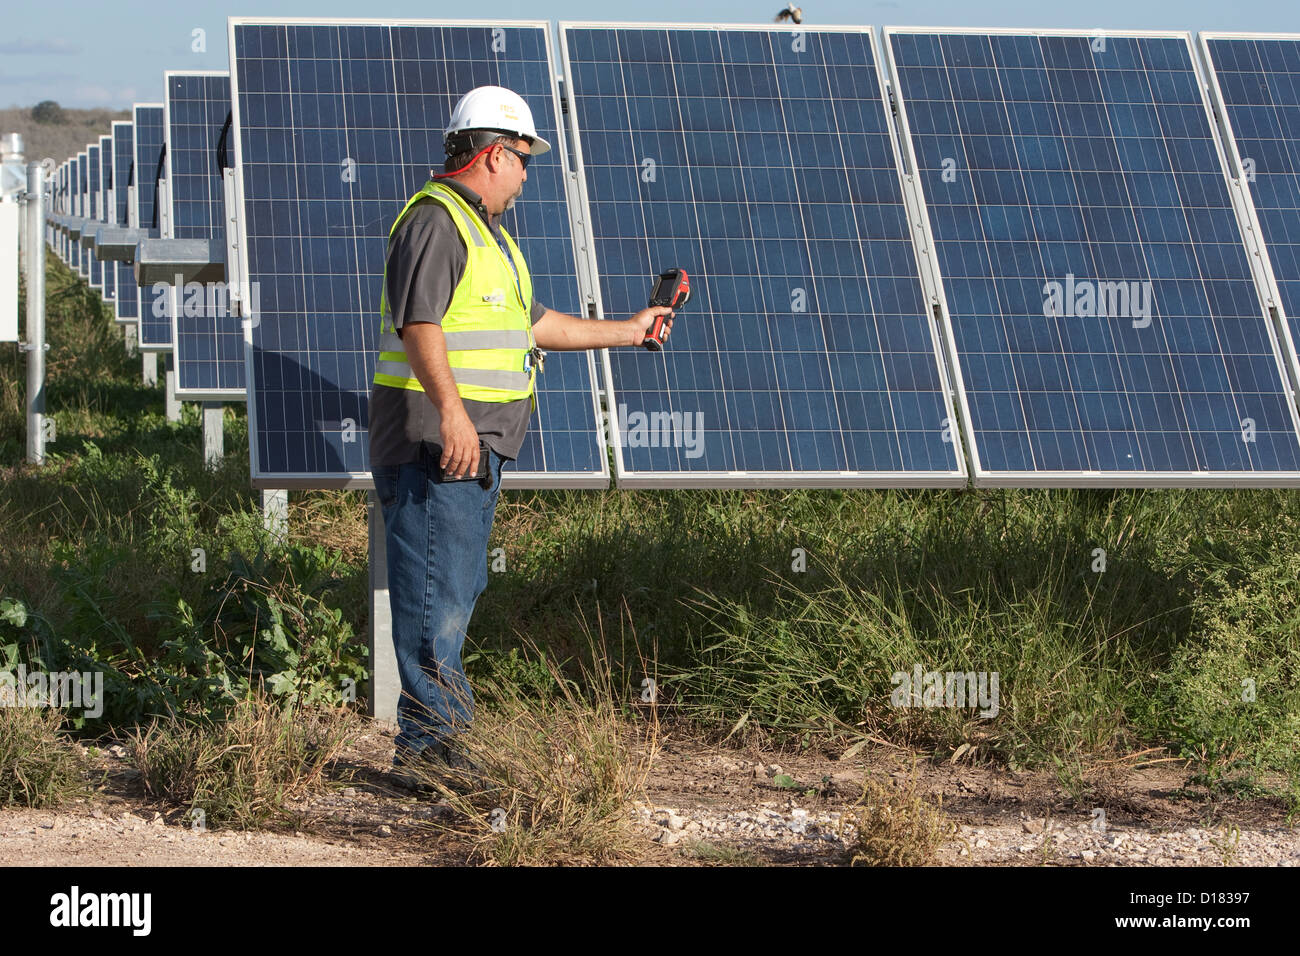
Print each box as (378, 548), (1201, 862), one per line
(1201, 34), (1300, 394)
(61, 163), (70, 262)
(75, 152), (87, 277)
(70, 156), (78, 260)
(562, 23), (965, 487)
(55, 163), (64, 260)
(54, 163), (63, 259)
(111, 121), (138, 326)
(87, 144), (105, 290)
(76, 153), (87, 272)
(98, 134), (116, 305)
(229, 18), (604, 487)
(885, 28), (1300, 485)
(133, 104), (171, 352)
(56, 162), (65, 260)
(87, 146), (99, 222)
(164, 71), (244, 400)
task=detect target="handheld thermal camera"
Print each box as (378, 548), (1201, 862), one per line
(643, 268), (690, 350)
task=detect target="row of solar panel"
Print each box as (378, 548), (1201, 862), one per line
(47, 23), (1300, 491)
(54, 113), (151, 328)
(48, 74), (242, 400)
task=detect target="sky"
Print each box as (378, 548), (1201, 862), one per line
(3, 0), (1300, 109)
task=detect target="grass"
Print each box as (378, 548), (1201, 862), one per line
(3, 246), (1300, 825)
(129, 692), (358, 830)
(409, 626), (659, 866)
(680, 841), (763, 865)
(1210, 825), (1242, 866)
(841, 760), (962, 866)
(0, 703), (88, 808)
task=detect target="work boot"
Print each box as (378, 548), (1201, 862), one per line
(389, 746), (447, 795)
(391, 743), (490, 795)
(438, 742), (492, 793)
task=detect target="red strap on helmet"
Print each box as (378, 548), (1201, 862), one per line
(433, 143), (497, 179)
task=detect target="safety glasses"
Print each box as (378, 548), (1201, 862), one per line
(499, 144), (532, 169)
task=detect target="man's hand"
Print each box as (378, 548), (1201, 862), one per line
(439, 406), (480, 478)
(398, 322), (481, 478)
(627, 306), (674, 347)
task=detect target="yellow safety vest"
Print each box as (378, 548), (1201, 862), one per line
(374, 180), (536, 407)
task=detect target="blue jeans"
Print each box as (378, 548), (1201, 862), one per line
(371, 443), (504, 761)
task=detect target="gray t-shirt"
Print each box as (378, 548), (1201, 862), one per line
(368, 178), (545, 467)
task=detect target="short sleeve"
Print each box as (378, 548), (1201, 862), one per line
(384, 201), (467, 332)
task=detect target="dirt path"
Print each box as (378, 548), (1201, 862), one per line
(3, 724), (1295, 866)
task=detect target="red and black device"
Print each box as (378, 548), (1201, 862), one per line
(643, 268), (690, 350)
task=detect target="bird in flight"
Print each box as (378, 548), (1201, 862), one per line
(774, 3), (803, 24)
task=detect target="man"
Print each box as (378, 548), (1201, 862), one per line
(368, 85), (673, 777)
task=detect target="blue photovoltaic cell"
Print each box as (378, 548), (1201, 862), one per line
(76, 154), (87, 273)
(63, 163), (73, 264)
(87, 144), (103, 289)
(56, 165), (65, 259)
(231, 20), (601, 484)
(564, 26), (961, 484)
(87, 145), (99, 221)
(54, 164), (64, 259)
(888, 30), (1300, 479)
(133, 105), (171, 350)
(98, 135), (116, 304)
(61, 162), (69, 261)
(166, 73), (244, 395)
(75, 153), (87, 277)
(71, 153), (82, 274)
(1204, 36), (1300, 374)
(112, 121), (138, 324)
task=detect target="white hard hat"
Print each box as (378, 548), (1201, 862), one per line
(444, 85), (551, 156)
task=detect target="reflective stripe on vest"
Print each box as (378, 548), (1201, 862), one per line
(375, 361), (531, 392)
(378, 328), (530, 354)
(373, 180), (535, 407)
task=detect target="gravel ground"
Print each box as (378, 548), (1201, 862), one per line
(630, 801), (1299, 866)
(0, 807), (402, 866)
(3, 727), (1295, 866)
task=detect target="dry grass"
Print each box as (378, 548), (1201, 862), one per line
(129, 692), (359, 830)
(287, 491), (369, 564)
(840, 758), (962, 866)
(409, 630), (660, 866)
(0, 704), (88, 808)
(679, 840), (763, 865)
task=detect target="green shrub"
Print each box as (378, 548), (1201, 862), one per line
(1151, 551), (1300, 791)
